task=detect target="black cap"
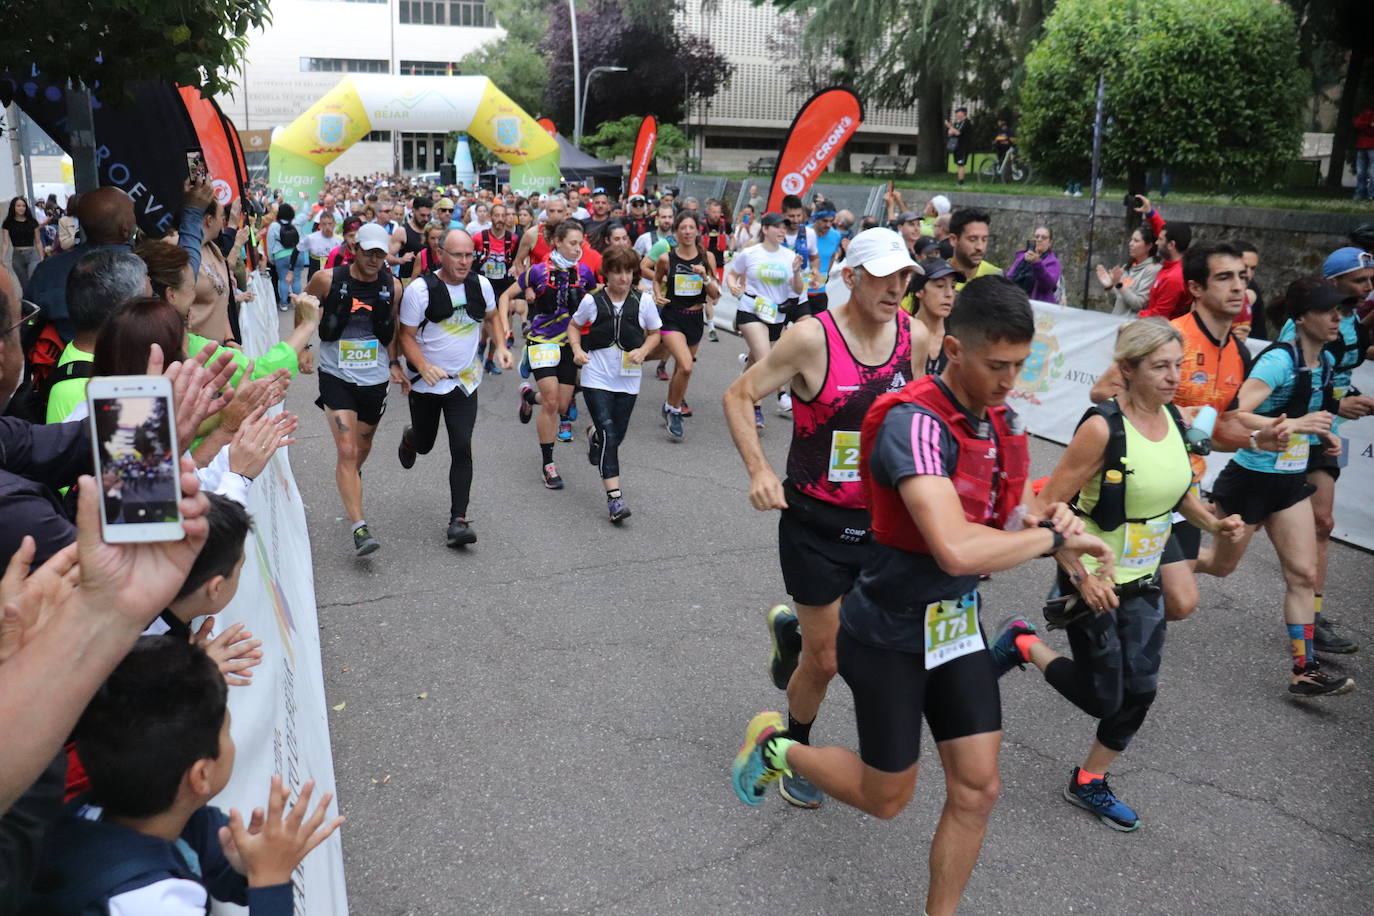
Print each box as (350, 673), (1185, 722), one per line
(1290, 283), (1358, 316)
(760, 212), (786, 228)
(907, 258), (964, 290)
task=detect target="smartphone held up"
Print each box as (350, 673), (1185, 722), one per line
(86, 375), (184, 543)
(186, 147), (209, 184)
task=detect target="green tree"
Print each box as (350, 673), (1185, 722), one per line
(455, 0), (550, 117)
(768, 0), (1033, 173)
(581, 114), (691, 170)
(1, 0), (272, 189)
(1019, 0), (1306, 190)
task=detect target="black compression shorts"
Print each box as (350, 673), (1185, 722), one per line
(837, 620), (1002, 772)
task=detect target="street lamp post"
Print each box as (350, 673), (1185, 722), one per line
(576, 66), (627, 146)
(568, 0), (580, 149)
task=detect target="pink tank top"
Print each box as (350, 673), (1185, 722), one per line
(787, 311), (913, 509)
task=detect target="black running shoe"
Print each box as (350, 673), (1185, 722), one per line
(1288, 661), (1355, 697)
(446, 517), (477, 547)
(766, 605), (801, 690)
(1314, 616), (1359, 654)
(352, 525), (380, 557)
(398, 426), (417, 469)
(542, 462), (564, 490)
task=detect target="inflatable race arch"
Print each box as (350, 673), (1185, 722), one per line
(270, 75), (560, 198)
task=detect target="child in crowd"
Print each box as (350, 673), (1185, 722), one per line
(28, 636), (343, 915)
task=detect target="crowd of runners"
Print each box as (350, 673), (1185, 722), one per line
(5, 170), (1369, 914)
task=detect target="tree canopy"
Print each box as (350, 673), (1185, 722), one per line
(456, 0), (549, 116)
(581, 114), (691, 170)
(539, 0), (732, 137)
(1018, 0), (1306, 188)
(0, 0), (271, 100)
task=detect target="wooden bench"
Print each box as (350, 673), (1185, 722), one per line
(747, 156), (776, 175)
(861, 155), (911, 176)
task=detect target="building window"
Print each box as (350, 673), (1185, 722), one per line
(362, 131), (392, 142)
(306, 0), (386, 3)
(300, 57), (389, 73)
(399, 0), (495, 28)
(399, 60), (460, 76)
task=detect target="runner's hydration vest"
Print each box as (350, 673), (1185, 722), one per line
(419, 271), (487, 329)
(665, 248), (709, 309)
(1252, 340), (1337, 418)
(319, 264), (394, 344)
(1074, 399), (1190, 532)
(582, 289), (646, 352)
(789, 311), (913, 510)
(475, 230), (516, 281)
(860, 375), (1029, 554)
(531, 263), (595, 317)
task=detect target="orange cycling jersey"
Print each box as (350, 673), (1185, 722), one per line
(1171, 310), (1248, 479)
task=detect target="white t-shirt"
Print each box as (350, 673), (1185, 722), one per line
(727, 244), (798, 323)
(302, 230), (338, 260)
(571, 292), (662, 395)
(785, 227), (820, 260)
(571, 206), (591, 220)
(465, 219), (491, 235)
(399, 274), (498, 396)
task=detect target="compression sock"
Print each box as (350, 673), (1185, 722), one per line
(1288, 624), (1307, 668)
(1015, 632), (1041, 662)
(1305, 624), (1316, 665)
(786, 714), (813, 746)
(540, 442), (555, 465)
(606, 489), (622, 501)
(1077, 767), (1106, 786)
(761, 734), (797, 772)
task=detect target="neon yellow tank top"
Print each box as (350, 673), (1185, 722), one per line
(1078, 403), (1193, 585)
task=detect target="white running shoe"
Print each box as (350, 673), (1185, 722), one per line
(777, 391), (793, 415)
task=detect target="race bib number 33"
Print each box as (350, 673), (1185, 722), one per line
(924, 593), (983, 671)
(828, 430), (861, 482)
(1121, 518), (1170, 569)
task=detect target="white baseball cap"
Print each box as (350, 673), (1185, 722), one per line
(840, 228), (921, 277)
(356, 223), (391, 253)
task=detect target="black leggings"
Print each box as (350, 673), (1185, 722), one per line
(1042, 581), (1166, 752)
(582, 387), (636, 480)
(407, 386), (478, 518)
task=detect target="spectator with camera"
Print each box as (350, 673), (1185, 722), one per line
(1008, 225), (1063, 303)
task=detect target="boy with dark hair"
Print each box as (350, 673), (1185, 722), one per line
(28, 636), (343, 914)
(731, 275), (1111, 916)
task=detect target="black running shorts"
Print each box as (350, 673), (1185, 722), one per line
(735, 308), (786, 342)
(1210, 462), (1315, 526)
(1306, 448), (1341, 481)
(315, 371), (389, 426)
(777, 489), (871, 607)
(528, 341), (578, 386)
(659, 305), (705, 347)
(1161, 519), (1201, 565)
(837, 622), (1002, 773)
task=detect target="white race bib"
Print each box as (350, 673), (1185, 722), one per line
(1120, 518), (1170, 570)
(924, 592), (983, 670)
(1275, 434), (1310, 472)
(827, 431), (861, 482)
(619, 348), (643, 377)
(754, 297), (778, 323)
(339, 339), (379, 369)
(456, 353), (483, 395)
(528, 343), (561, 369)
(482, 258), (506, 280)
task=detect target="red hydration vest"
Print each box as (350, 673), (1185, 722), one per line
(859, 375), (1029, 554)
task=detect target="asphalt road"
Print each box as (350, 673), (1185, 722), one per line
(282, 318), (1373, 916)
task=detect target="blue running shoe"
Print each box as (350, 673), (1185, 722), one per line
(485, 357), (503, 376)
(779, 772), (824, 808)
(990, 615), (1037, 677)
(766, 605), (801, 690)
(666, 408), (684, 441)
(567, 400), (577, 421)
(519, 348), (531, 379)
(732, 711), (786, 806)
(557, 418), (573, 442)
(1064, 769), (1141, 831)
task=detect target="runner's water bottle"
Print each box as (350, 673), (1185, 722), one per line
(1186, 405), (1217, 456)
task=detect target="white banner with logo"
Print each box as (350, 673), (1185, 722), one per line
(212, 274), (349, 913)
(801, 285), (1374, 549)
(1009, 300), (1374, 551)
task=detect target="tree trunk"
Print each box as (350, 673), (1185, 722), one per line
(65, 86), (99, 193)
(917, 80), (946, 174)
(1325, 45), (1365, 188)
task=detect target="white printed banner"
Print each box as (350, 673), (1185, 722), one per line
(212, 274), (349, 913)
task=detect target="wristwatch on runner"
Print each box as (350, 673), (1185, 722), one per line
(1038, 519), (1065, 556)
